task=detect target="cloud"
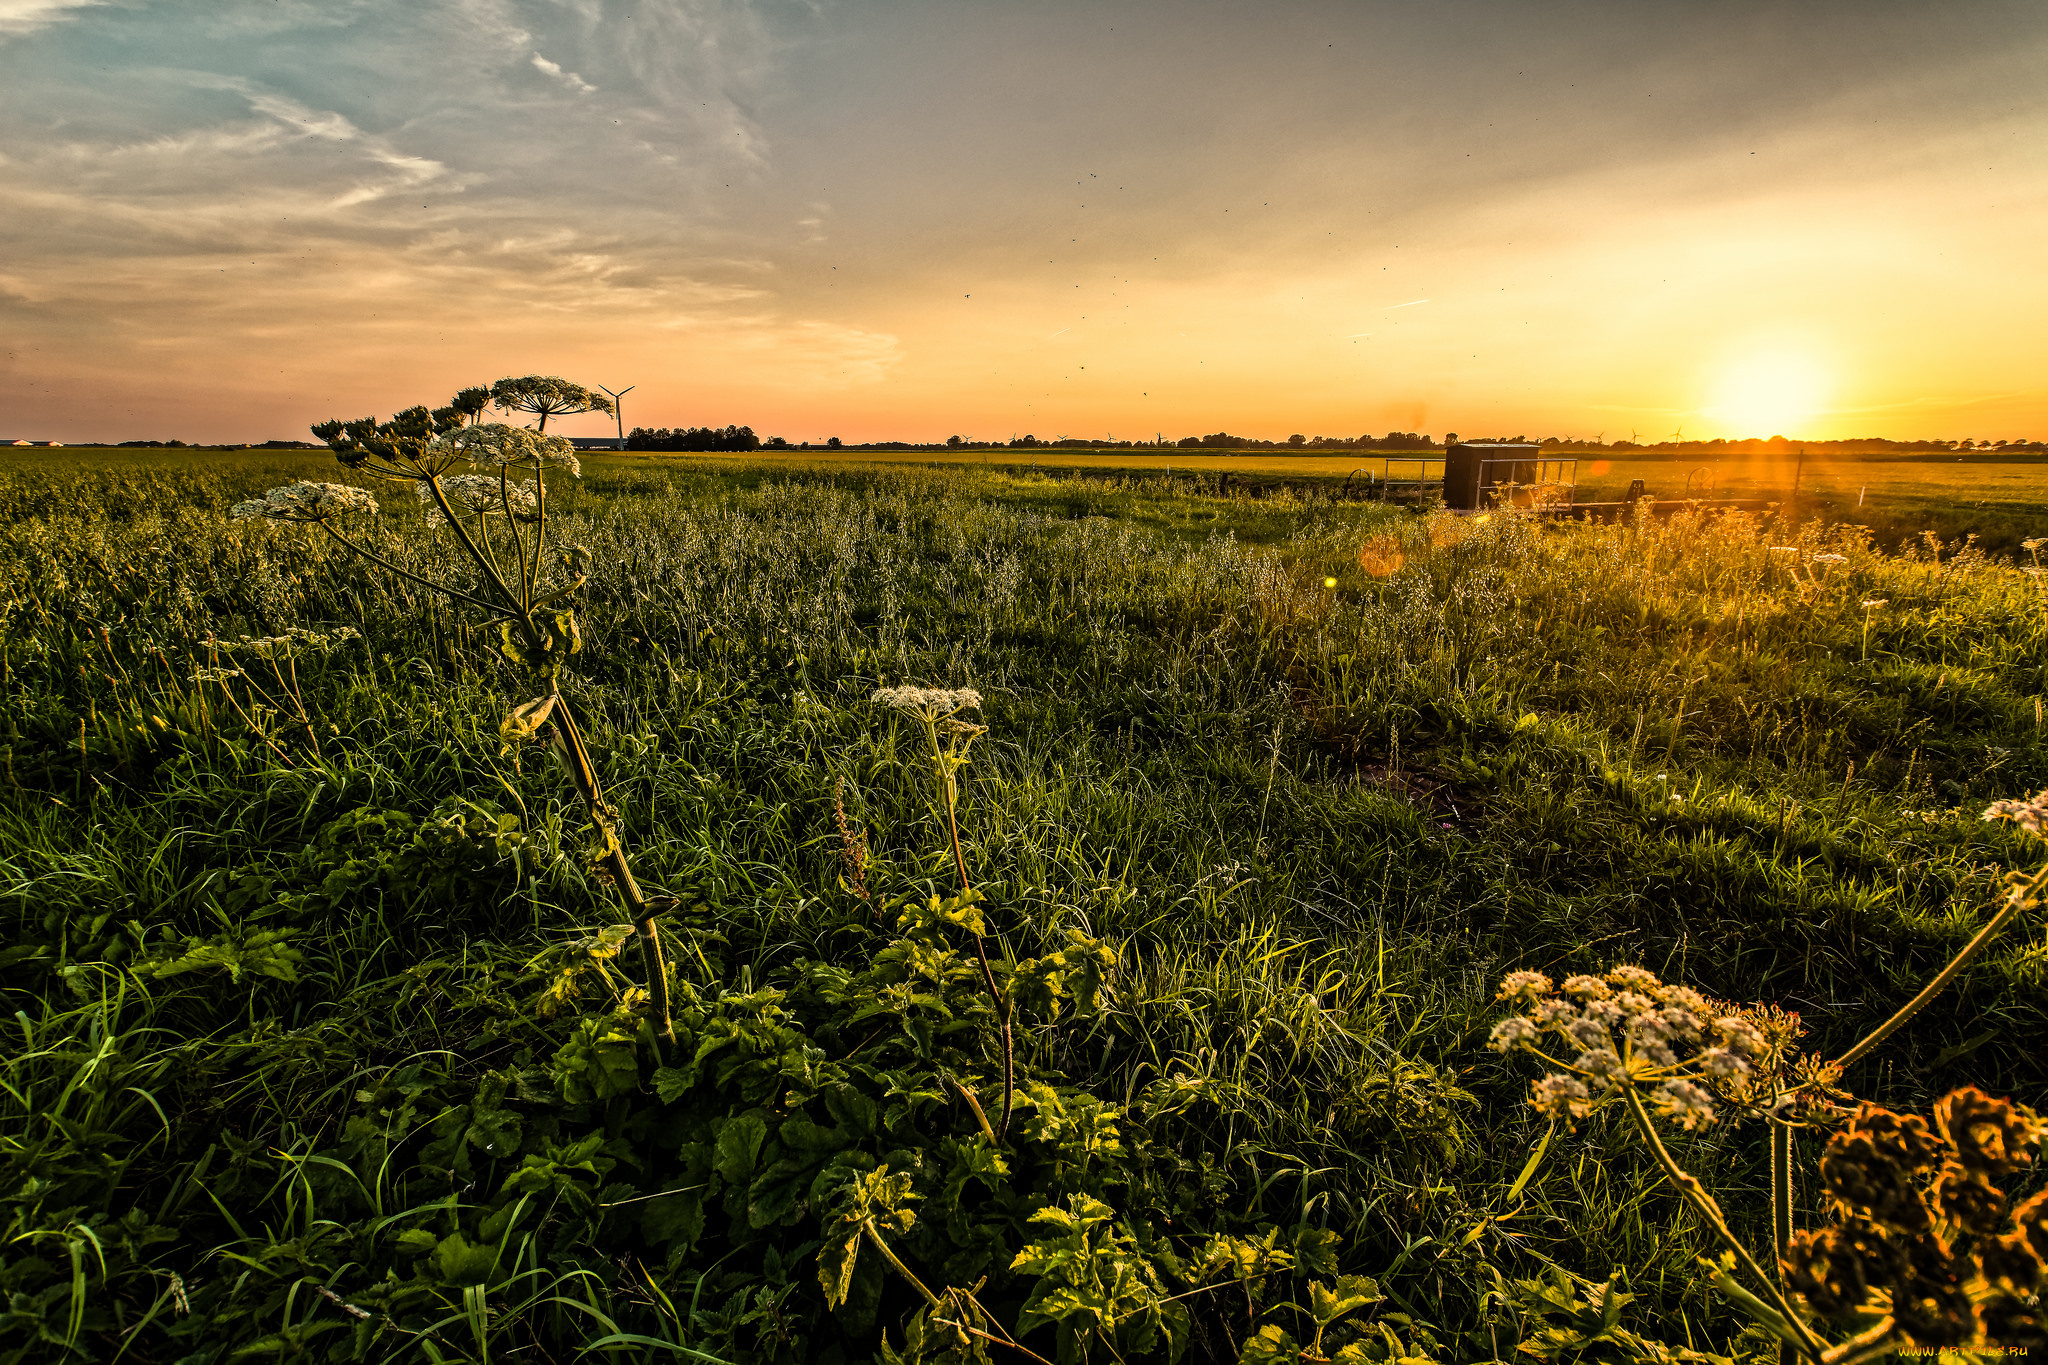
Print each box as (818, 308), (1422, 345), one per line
(530, 51), (595, 94)
(0, 0), (98, 39)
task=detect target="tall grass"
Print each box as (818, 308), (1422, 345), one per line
(2, 455), (2043, 1361)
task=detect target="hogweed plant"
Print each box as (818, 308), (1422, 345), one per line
(870, 683), (1017, 1140)
(226, 387), (677, 1045)
(187, 625), (360, 766)
(1489, 789), (2048, 1358)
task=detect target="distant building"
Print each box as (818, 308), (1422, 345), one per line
(568, 437), (623, 450)
(5, 439), (63, 447)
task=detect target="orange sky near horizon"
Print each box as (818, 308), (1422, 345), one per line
(2, 1), (2044, 447)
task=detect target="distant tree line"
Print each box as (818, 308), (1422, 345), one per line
(626, 426), (763, 452)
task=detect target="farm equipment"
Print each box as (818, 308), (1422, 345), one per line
(1443, 442), (1578, 510)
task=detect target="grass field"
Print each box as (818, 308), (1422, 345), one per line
(3, 447), (2046, 1361)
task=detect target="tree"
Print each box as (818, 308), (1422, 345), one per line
(1288, 433), (1305, 446)
(488, 376), (616, 433)
(827, 436), (843, 448)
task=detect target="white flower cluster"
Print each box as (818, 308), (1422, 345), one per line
(432, 423), (581, 477)
(228, 482), (380, 522)
(1810, 553), (1848, 565)
(870, 685), (983, 718)
(418, 474), (539, 527)
(1983, 789), (2048, 840)
(1488, 964), (1767, 1129)
(215, 625), (362, 659)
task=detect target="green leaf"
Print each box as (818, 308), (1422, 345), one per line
(817, 1230), (863, 1310)
(431, 1231), (499, 1288)
(1309, 1274), (1383, 1328)
(1238, 1325), (1299, 1365)
(713, 1113), (770, 1182)
(652, 1066), (693, 1104)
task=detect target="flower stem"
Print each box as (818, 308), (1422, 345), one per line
(312, 520), (505, 618)
(939, 741), (1014, 1142)
(553, 696), (674, 1051)
(1832, 861), (2048, 1070)
(861, 1219), (941, 1309)
(1620, 1086), (1826, 1360)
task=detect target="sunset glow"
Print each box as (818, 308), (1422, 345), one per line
(1707, 352), (1832, 441)
(0, 2), (2043, 445)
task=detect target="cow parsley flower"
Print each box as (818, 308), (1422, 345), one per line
(1488, 1016), (1539, 1052)
(229, 482), (380, 522)
(1607, 964), (1661, 992)
(1698, 1047), (1749, 1079)
(1532, 1074), (1594, 1120)
(1561, 974), (1612, 1001)
(434, 423), (581, 476)
(419, 474), (538, 527)
(1654, 1079), (1718, 1130)
(1984, 789), (2048, 839)
(870, 685), (983, 718)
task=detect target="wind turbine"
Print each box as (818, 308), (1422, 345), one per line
(597, 384), (635, 449)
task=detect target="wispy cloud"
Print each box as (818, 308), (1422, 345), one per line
(530, 51), (596, 94)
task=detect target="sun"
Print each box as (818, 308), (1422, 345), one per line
(1706, 351), (1830, 439)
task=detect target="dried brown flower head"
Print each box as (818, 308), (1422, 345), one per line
(1935, 1085), (2045, 1182)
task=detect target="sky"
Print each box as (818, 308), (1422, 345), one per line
(2, 0), (2045, 446)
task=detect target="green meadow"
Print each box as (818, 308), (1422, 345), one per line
(3, 447), (2046, 1361)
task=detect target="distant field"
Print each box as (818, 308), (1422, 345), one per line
(12, 443), (2048, 551)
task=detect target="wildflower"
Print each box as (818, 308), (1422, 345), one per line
(1717, 1016), (1766, 1055)
(1583, 996), (1628, 1028)
(1861, 598), (1888, 609)
(1697, 1047), (1749, 1079)
(229, 482), (380, 522)
(1566, 1016), (1611, 1050)
(1560, 974), (1611, 1000)
(1497, 969), (1551, 1003)
(1577, 1050), (1627, 1086)
(1768, 545), (1800, 553)
(1532, 998), (1576, 1027)
(870, 685), (983, 718)
(1660, 984), (1714, 1018)
(1606, 964), (1661, 992)
(435, 422), (582, 476)
(189, 666), (244, 684)
(1635, 1038), (1679, 1068)
(1612, 990), (1659, 1020)
(1934, 1086), (2045, 1182)
(1531, 1073), (1593, 1120)
(1932, 1160), (2007, 1238)
(1658, 1006), (1703, 1040)
(1983, 789), (2048, 839)
(1654, 1078), (1717, 1130)
(419, 473), (539, 527)
(1811, 553), (1848, 564)
(2024, 538), (2045, 552)
(1488, 1016), (1538, 1052)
